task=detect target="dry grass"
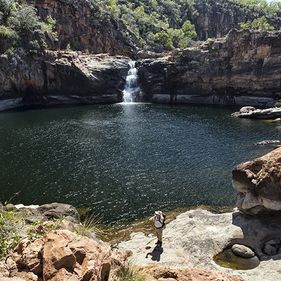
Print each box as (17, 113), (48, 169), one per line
(75, 214), (105, 238)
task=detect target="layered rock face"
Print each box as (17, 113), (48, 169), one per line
(192, 0), (281, 40)
(0, 52), (129, 111)
(232, 147), (281, 215)
(138, 29), (281, 107)
(26, 0), (135, 56)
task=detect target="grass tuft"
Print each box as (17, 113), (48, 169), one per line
(75, 214), (105, 238)
(114, 265), (144, 281)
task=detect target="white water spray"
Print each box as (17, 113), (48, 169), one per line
(122, 61), (140, 103)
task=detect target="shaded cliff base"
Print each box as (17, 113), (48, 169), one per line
(138, 29), (281, 108)
(0, 51), (129, 112)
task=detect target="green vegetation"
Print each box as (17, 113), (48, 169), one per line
(93, 0), (197, 51)
(91, 0), (281, 51)
(0, 211), (21, 258)
(0, 0), (56, 54)
(75, 215), (105, 238)
(26, 218), (62, 241)
(1, 0), (281, 53)
(240, 16), (275, 31)
(232, 0), (281, 16)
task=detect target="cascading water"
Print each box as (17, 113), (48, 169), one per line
(122, 61), (140, 103)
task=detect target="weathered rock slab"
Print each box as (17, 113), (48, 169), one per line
(232, 107), (281, 119)
(232, 147), (281, 215)
(117, 208), (281, 281)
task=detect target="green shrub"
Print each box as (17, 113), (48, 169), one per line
(27, 219), (62, 241)
(0, 24), (17, 38)
(8, 4), (41, 34)
(232, 0), (281, 16)
(0, 211), (21, 259)
(92, 0), (198, 51)
(41, 15), (56, 33)
(240, 16), (275, 31)
(66, 42), (72, 51)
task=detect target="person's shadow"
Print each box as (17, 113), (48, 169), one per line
(145, 245), (163, 262)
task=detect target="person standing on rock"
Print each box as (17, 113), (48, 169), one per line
(149, 211), (166, 246)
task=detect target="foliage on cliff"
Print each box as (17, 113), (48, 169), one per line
(91, 0), (281, 51)
(240, 16), (275, 31)
(233, 0), (281, 16)
(93, 0), (197, 51)
(1, 0), (281, 54)
(0, 0), (56, 54)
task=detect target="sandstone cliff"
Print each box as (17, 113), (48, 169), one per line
(0, 52), (129, 111)
(138, 29), (281, 107)
(26, 0), (136, 56)
(192, 0), (281, 40)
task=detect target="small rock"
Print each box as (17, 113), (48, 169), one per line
(0, 262), (9, 277)
(240, 106), (256, 114)
(0, 202), (4, 212)
(5, 204), (16, 211)
(231, 244), (255, 258)
(13, 272), (38, 281)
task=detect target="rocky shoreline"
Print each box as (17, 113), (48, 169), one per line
(1, 148), (281, 280)
(117, 148), (281, 281)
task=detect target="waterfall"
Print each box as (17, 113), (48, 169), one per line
(122, 61), (140, 103)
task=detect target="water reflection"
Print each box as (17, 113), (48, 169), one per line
(0, 104), (280, 225)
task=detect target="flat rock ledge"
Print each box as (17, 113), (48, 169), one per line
(232, 106), (281, 120)
(117, 208), (281, 281)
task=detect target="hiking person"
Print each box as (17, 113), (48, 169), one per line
(149, 210), (166, 246)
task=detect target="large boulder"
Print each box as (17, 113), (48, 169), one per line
(38, 203), (80, 222)
(232, 147), (281, 215)
(7, 230), (128, 281)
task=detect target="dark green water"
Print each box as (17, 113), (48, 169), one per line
(0, 104), (280, 225)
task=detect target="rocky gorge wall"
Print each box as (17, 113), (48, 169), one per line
(138, 29), (281, 107)
(0, 52), (129, 111)
(192, 0), (281, 40)
(26, 0), (136, 56)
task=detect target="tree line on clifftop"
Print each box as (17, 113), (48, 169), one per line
(0, 0), (281, 56)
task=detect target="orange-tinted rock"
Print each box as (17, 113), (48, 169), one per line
(144, 266), (243, 281)
(232, 147), (281, 215)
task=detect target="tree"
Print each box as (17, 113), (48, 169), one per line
(240, 16), (275, 31)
